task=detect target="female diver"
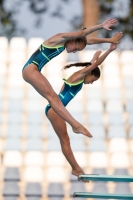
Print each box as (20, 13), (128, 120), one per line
(45, 43), (119, 181)
(22, 18), (122, 137)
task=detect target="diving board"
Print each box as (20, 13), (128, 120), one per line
(78, 174), (133, 182)
(73, 192), (133, 199)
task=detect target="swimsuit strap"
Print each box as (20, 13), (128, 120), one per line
(42, 43), (64, 49)
(62, 78), (84, 86)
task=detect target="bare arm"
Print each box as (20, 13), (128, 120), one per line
(65, 43), (119, 84)
(90, 51), (102, 64)
(78, 44), (118, 78)
(44, 18), (118, 46)
(87, 32), (123, 45)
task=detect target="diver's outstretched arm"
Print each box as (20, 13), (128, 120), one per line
(44, 19), (118, 46)
(87, 32), (123, 45)
(77, 43), (118, 79)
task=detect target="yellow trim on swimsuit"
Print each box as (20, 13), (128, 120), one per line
(42, 43), (64, 49)
(63, 78), (84, 86)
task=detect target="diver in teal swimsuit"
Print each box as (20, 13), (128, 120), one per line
(45, 43), (118, 180)
(22, 18), (122, 137)
(22, 43), (65, 72)
(45, 78), (85, 116)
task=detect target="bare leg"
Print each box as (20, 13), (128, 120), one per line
(47, 108), (89, 183)
(22, 64), (92, 137)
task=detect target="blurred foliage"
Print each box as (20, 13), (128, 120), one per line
(0, 0), (72, 38)
(0, 0), (25, 38)
(98, 0), (133, 39)
(0, 0), (133, 39)
(0, 0), (16, 38)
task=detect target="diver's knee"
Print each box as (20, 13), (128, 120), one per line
(47, 92), (59, 104)
(61, 136), (70, 147)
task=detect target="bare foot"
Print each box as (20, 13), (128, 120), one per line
(72, 124), (92, 138)
(72, 169), (89, 183)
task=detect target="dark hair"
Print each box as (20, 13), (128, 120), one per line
(63, 62), (100, 78)
(64, 62), (91, 69)
(75, 27), (87, 46)
(75, 37), (87, 46)
(91, 67), (100, 78)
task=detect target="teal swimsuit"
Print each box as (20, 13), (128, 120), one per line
(45, 78), (84, 116)
(22, 43), (65, 72)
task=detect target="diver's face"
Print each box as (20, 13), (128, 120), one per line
(84, 73), (99, 84)
(65, 39), (85, 53)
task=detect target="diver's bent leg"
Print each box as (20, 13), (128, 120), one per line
(22, 64), (92, 137)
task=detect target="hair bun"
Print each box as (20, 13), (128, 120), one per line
(82, 27), (86, 30)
